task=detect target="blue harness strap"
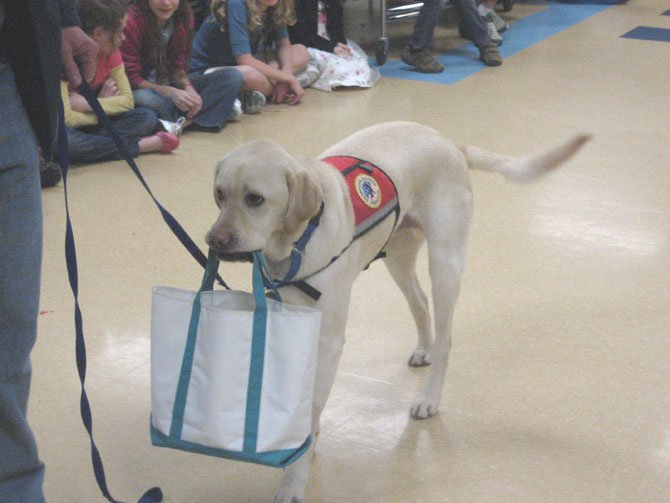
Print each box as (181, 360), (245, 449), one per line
(258, 157), (400, 301)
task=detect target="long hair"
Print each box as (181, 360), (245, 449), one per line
(130, 0), (194, 84)
(77, 0), (127, 36)
(210, 0), (296, 33)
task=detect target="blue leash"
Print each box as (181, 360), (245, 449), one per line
(74, 79), (228, 288)
(58, 78), (225, 502)
(59, 100), (162, 503)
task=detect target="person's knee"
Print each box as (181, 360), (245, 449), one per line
(217, 67), (244, 92)
(199, 68), (244, 96)
(130, 107), (160, 135)
(293, 44), (309, 69)
(133, 89), (173, 118)
(239, 66), (271, 95)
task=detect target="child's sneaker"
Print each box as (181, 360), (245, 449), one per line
(482, 14), (503, 46)
(491, 11), (508, 33)
(156, 132), (180, 153)
(241, 90), (266, 114)
(158, 116), (186, 136)
(477, 4), (508, 34)
(297, 64), (320, 88)
(231, 99), (243, 120)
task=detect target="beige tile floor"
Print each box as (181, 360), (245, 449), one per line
(32, 1), (669, 501)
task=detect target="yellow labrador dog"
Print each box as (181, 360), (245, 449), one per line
(206, 121), (590, 502)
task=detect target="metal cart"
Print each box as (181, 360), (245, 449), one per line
(375, 1), (424, 65)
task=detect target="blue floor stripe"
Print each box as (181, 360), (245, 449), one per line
(377, 2), (612, 84)
(621, 26), (670, 42)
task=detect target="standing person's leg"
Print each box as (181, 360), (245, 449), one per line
(451, 0), (502, 65)
(0, 63), (46, 503)
(189, 67), (243, 131)
(401, 0), (444, 73)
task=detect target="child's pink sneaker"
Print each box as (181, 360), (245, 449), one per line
(156, 131), (180, 154)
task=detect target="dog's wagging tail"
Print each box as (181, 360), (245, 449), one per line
(463, 133), (592, 182)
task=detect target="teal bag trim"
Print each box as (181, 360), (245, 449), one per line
(169, 249), (219, 438)
(151, 423), (312, 468)
(243, 253), (268, 452)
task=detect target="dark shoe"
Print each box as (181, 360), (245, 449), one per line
(479, 44), (502, 66)
(401, 46), (444, 73)
(40, 157), (62, 188)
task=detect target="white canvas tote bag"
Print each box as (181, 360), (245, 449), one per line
(150, 251), (321, 467)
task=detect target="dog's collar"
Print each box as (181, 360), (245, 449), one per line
(260, 202), (325, 291)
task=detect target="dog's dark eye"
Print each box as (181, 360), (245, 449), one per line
(244, 193), (265, 208)
(215, 188), (225, 203)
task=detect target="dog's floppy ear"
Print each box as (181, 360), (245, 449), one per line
(284, 167), (323, 236)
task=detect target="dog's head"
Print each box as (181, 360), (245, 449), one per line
(206, 140), (323, 262)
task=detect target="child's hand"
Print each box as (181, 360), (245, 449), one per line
(169, 87), (201, 118)
(68, 92), (92, 113)
(98, 78), (119, 98)
(333, 43), (352, 57)
(183, 85), (203, 119)
(273, 77), (304, 105)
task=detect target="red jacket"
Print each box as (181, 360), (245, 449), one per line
(121, 6), (193, 88)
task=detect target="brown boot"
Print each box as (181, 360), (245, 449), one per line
(479, 44), (502, 66)
(401, 46), (444, 73)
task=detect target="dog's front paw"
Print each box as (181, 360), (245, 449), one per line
(408, 348), (432, 367)
(274, 469), (307, 503)
(410, 396), (439, 419)
(274, 489), (303, 503)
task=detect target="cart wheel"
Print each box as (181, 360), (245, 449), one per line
(376, 38), (389, 66)
(501, 0), (513, 12)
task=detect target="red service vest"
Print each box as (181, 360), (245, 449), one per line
(321, 156), (400, 239)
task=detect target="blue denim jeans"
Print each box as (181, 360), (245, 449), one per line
(133, 67), (243, 130)
(0, 62), (46, 503)
(67, 107), (159, 164)
(411, 0), (490, 50)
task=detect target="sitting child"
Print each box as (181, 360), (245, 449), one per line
(191, 0), (309, 105)
(122, 0), (243, 131)
(287, 0), (380, 92)
(63, 0), (179, 164)
(288, 0), (351, 56)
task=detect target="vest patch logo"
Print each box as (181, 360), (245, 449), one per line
(354, 174), (382, 209)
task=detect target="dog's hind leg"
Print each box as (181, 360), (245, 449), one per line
(410, 204), (471, 419)
(383, 228), (433, 367)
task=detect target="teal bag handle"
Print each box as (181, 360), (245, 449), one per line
(169, 249), (220, 438)
(169, 250), (274, 453)
(244, 252), (269, 452)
